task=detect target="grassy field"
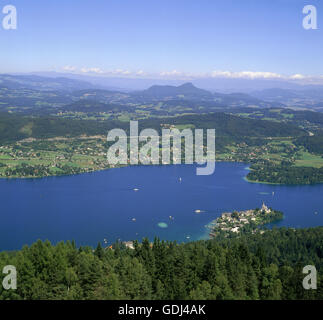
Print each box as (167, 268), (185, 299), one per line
(0, 137), (111, 178)
(0, 133), (322, 179)
(295, 151), (323, 168)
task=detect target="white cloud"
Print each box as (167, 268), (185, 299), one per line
(136, 70), (147, 76)
(160, 70), (185, 77)
(159, 70), (290, 80)
(290, 74), (306, 80)
(211, 70), (283, 79)
(62, 65), (77, 72)
(60, 66), (323, 83)
(80, 67), (104, 74)
(113, 69), (132, 75)
(61, 66), (138, 77)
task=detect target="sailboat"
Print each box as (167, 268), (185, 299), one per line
(179, 177), (182, 183)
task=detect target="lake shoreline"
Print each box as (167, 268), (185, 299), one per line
(0, 160), (300, 186)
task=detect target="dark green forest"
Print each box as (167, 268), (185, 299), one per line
(0, 227), (322, 300)
(247, 161), (323, 184)
(0, 111), (305, 144)
(296, 131), (323, 155)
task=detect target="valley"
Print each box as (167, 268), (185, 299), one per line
(1, 74), (323, 183)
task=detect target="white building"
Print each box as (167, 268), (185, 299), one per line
(231, 227), (240, 233)
(261, 202), (271, 214)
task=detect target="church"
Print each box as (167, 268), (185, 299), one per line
(261, 202), (271, 214)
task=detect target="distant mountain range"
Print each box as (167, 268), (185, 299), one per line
(1, 73), (323, 114)
(0, 74), (98, 91)
(133, 82), (214, 100)
(250, 87), (323, 108)
(28, 71), (323, 93)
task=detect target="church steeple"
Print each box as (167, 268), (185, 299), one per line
(261, 202), (270, 213)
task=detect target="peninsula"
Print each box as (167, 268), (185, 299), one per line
(209, 203), (283, 238)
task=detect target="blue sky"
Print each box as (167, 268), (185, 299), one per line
(1, 0), (322, 80)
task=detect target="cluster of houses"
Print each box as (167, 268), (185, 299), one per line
(211, 203), (272, 236)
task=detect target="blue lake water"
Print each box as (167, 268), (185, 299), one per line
(1, 162), (323, 251)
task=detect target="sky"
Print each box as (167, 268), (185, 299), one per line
(1, 0), (323, 81)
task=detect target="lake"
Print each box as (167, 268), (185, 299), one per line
(1, 162), (323, 251)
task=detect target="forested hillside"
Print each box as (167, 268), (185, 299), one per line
(296, 131), (323, 155)
(0, 111), (305, 144)
(0, 227), (322, 300)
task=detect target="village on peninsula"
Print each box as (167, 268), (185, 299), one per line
(209, 202), (284, 238)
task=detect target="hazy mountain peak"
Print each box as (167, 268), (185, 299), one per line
(178, 82), (195, 88)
